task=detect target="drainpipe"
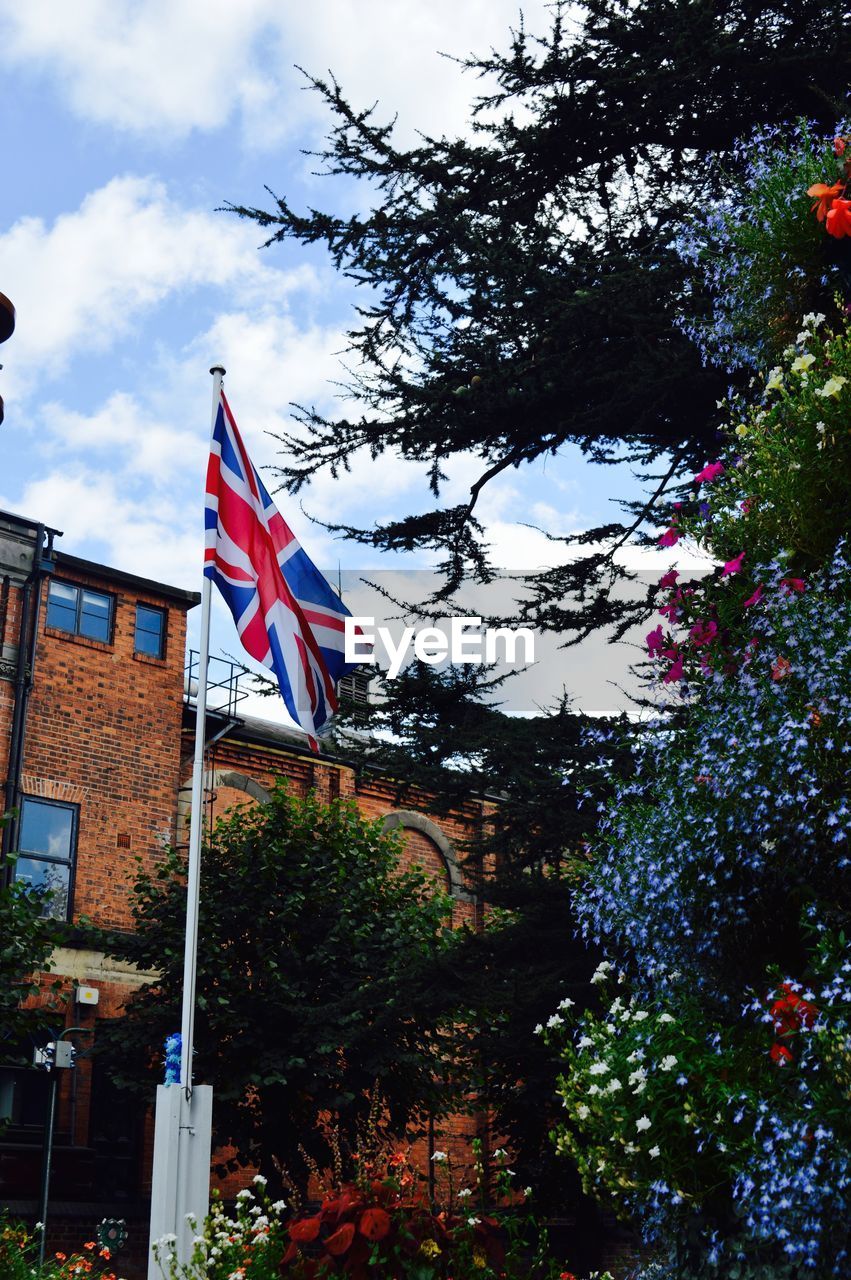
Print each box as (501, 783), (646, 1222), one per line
(1, 524), (56, 881)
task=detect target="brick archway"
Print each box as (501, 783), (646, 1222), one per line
(380, 810), (473, 902)
(177, 769), (271, 836)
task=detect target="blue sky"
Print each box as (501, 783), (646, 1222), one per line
(0, 1), (692, 715)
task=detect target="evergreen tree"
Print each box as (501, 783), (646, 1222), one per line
(229, 0), (851, 638)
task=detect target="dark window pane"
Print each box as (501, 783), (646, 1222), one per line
(46, 580), (78, 633)
(14, 857), (70, 919)
(20, 800), (74, 860)
(80, 589), (111, 641)
(135, 605), (164, 657)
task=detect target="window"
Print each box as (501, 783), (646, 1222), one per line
(14, 797), (77, 920)
(134, 603), (166, 658)
(46, 579), (112, 642)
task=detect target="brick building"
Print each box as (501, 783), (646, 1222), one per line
(0, 507), (486, 1272)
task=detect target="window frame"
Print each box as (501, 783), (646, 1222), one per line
(46, 578), (114, 644)
(134, 602), (167, 659)
(14, 795), (79, 921)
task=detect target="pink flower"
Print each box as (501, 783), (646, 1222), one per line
(740, 498), (754, 514)
(693, 461), (725, 485)
(658, 569), (679, 590)
(743, 583), (764, 608)
(689, 619), (718, 647)
(658, 528), (680, 548)
(721, 551), (745, 576)
(646, 624), (665, 656)
(780, 577), (806, 594)
(658, 601), (680, 622)
(663, 653), (685, 683)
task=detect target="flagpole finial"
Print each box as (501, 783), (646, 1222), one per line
(210, 363), (226, 377)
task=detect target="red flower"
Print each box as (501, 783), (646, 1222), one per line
(743, 583), (764, 608)
(658, 568), (679, 590)
(693, 461), (725, 485)
(359, 1207), (392, 1241)
(835, 137), (847, 157)
(808, 180), (844, 222)
(780, 577), (806, 594)
(770, 1042), (793, 1065)
(721, 551), (745, 577)
(771, 983), (817, 1035)
(324, 1223), (356, 1256)
(827, 196), (851, 238)
(289, 1216), (322, 1243)
(658, 527), (680, 548)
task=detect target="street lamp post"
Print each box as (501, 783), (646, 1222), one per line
(36, 1027), (93, 1267)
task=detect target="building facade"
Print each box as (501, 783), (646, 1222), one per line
(0, 508), (484, 1273)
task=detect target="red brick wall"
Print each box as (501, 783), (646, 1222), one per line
(21, 565), (192, 929)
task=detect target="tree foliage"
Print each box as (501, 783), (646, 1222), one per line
(95, 786), (453, 1190)
(332, 664), (630, 1216)
(228, 0), (851, 638)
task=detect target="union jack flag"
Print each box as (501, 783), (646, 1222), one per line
(204, 391), (356, 749)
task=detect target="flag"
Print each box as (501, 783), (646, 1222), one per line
(204, 390), (357, 748)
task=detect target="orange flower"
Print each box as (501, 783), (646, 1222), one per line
(771, 655), (792, 682)
(827, 196), (851, 238)
(807, 181), (843, 222)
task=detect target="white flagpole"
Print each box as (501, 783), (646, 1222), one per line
(147, 365), (223, 1280)
(179, 361), (225, 1091)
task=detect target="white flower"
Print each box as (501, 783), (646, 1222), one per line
(803, 311), (826, 329)
(765, 366), (784, 393)
(590, 961), (612, 984)
(649, 1145), (661, 1158)
(791, 352), (815, 374)
(660, 1055), (678, 1072)
(547, 1013), (564, 1029)
(628, 1067), (647, 1086)
(588, 1061), (610, 1075)
(558, 997), (575, 1010)
(34, 1223), (44, 1232)
(623, 1141), (638, 1154)
(636, 1115), (652, 1132)
(577, 1104), (590, 1120)
(632, 1082), (647, 1095)
(633, 1011), (649, 1022)
(458, 1187), (473, 1198)
(252, 1173), (267, 1186)
(467, 1216), (481, 1226)
(493, 1147), (508, 1159)
(658, 1013), (675, 1024)
(605, 1078), (622, 1094)
(431, 1150), (448, 1162)
(587, 1083), (601, 1096)
(577, 1035), (594, 1049)
(236, 1189), (253, 1200)
(533, 1023), (544, 1036)
(272, 1200), (287, 1213)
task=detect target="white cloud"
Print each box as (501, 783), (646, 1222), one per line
(0, 176), (318, 398)
(0, 0), (553, 146)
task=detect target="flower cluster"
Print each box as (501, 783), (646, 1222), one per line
(0, 1216), (124, 1280)
(675, 122), (848, 372)
(648, 311), (851, 685)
